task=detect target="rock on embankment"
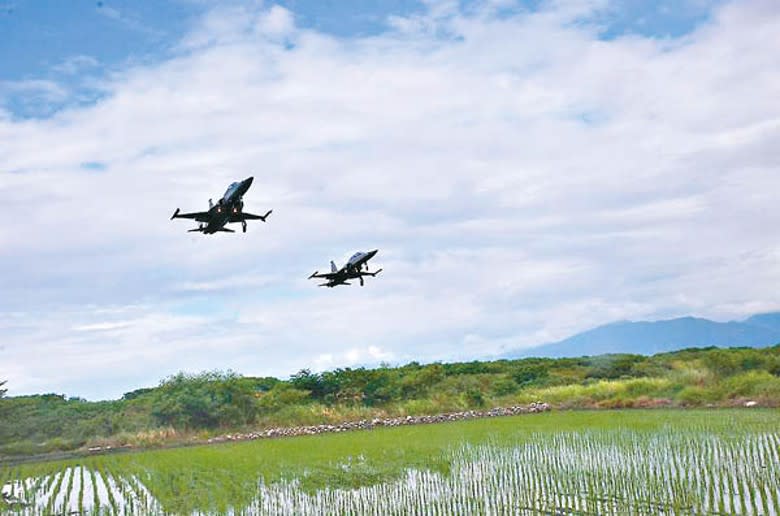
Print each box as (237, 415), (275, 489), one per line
(206, 402), (551, 444)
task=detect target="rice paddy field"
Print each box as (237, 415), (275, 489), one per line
(2, 409), (779, 514)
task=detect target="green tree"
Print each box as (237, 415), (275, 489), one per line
(463, 388), (485, 407)
(399, 365), (444, 399)
(257, 384), (311, 412)
(150, 371), (259, 429)
(585, 354), (644, 379)
(703, 350), (741, 377)
(513, 364), (549, 386)
(290, 369), (326, 398)
(0, 380), (7, 423)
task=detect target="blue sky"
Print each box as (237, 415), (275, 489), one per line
(0, 1), (717, 94)
(1, 0), (778, 399)
(0, 0), (720, 118)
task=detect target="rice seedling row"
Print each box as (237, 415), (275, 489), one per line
(2, 409), (778, 514)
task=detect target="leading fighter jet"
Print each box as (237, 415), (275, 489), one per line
(308, 249), (382, 287)
(171, 177), (272, 234)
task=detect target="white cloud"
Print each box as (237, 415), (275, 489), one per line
(53, 55), (100, 75)
(97, 5), (122, 20)
(73, 321), (135, 332)
(0, 79), (69, 103)
(311, 346), (394, 374)
(0, 0), (778, 398)
(174, 274), (276, 292)
(256, 5), (295, 38)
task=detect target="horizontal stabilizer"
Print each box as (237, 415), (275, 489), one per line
(172, 209), (210, 221)
(216, 227), (235, 232)
(239, 209), (273, 222)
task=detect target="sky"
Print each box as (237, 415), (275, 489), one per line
(1, 0), (778, 399)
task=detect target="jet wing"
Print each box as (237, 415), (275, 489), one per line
(231, 209), (272, 223)
(171, 208), (211, 222)
(308, 271), (340, 280)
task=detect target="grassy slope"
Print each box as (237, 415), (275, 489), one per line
(4, 409), (779, 513)
(2, 345), (779, 458)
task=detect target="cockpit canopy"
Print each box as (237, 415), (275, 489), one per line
(224, 182), (240, 199)
(348, 252), (364, 264)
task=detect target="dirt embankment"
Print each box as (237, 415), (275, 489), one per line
(204, 402), (552, 444)
(1, 403), (551, 466)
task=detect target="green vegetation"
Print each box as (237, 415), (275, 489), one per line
(2, 410), (778, 514)
(1, 345), (779, 458)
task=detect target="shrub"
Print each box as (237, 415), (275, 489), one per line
(586, 355), (645, 380)
(463, 388), (485, 407)
(512, 365), (549, 387)
(258, 384), (311, 412)
(676, 386), (715, 407)
(42, 437), (81, 452)
(718, 371), (780, 400)
(490, 376), (519, 397)
(703, 351), (741, 377)
(0, 440), (40, 456)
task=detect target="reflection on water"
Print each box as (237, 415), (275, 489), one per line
(3, 431), (779, 515)
(2, 467), (162, 515)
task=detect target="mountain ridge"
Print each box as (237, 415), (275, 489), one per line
(504, 312), (780, 359)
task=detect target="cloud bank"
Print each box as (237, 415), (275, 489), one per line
(1, 0), (778, 398)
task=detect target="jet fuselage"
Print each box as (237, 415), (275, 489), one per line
(195, 177), (253, 233)
(343, 249), (378, 273)
(309, 249), (381, 287)
(171, 176), (273, 234)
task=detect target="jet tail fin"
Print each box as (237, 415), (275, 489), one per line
(330, 261), (338, 273)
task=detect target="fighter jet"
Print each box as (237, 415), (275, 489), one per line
(308, 249), (382, 287)
(171, 177), (272, 234)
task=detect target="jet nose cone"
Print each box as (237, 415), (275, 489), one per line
(244, 176), (254, 187)
(368, 249), (379, 258)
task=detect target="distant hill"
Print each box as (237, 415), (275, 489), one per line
(504, 312), (780, 359)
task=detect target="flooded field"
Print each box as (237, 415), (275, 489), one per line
(2, 410), (779, 514)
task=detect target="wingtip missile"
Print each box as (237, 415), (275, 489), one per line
(262, 209), (273, 221)
(171, 208), (180, 220)
(308, 271), (319, 280)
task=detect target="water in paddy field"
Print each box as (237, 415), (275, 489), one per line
(2, 430), (779, 515)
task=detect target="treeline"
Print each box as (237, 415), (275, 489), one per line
(1, 345), (779, 457)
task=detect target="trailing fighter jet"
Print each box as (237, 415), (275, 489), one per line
(308, 249), (382, 287)
(170, 176), (272, 234)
